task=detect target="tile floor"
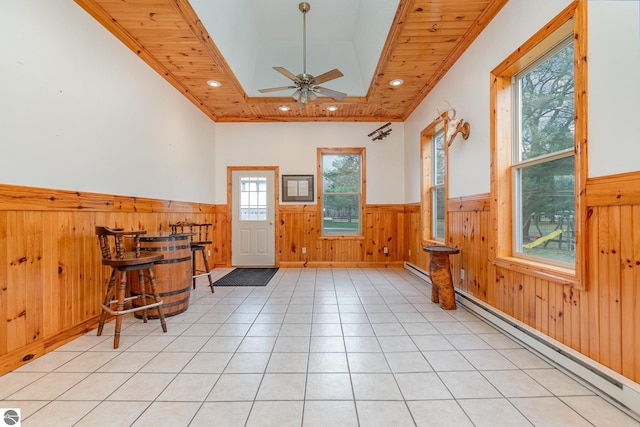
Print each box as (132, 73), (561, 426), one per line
(1, 268), (639, 426)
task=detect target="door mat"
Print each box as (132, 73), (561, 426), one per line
(213, 268), (279, 287)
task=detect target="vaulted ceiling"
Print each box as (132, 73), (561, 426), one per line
(75, 0), (507, 122)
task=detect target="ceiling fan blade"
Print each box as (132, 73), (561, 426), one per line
(313, 86), (347, 101)
(313, 69), (344, 85)
(273, 67), (300, 82)
(258, 86), (297, 94)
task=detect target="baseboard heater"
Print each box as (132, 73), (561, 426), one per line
(404, 262), (640, 420)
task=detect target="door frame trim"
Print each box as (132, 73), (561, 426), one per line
(228, 166), (280, 267)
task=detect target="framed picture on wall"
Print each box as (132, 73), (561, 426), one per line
(282, 175), (314, 202)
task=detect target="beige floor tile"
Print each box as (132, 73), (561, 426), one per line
(255, 373), (306, 400)
(75, 401), (150, 427)
(181, 352), (233, 373)
(459, 398), (534, 427)
(355, 401), (415, 427)
(422, 350), (475, 371)
(303, 400), (358, 427)
(224, 352), (270, 373)
(0, 372), (47, 399)
(266, 352), (309, 373)
(483, 369), (552, 397)
(22, 400), (98, 426)
(9, 372), (89, 400)
(58, 372), (132, 400)
(351, 373), (403, 400)
(207, 373), (262, 401)
(156, 372), (218, 401)
(560, 395), (640, 427)
(106, 372), (175, 401)
(347, 352), (390, 373)
(190, 402), (252, 427)
(385, 351), (432, 373)
(524, 368), (594, 396)
(305, 373), (353, 400)
(344, 336), (382, 352)
(439, 371), (502, 399)
(273, 336), (311, 352)
(308, 352), (349, 373)
(395, 372), (452, 399)
(139, 351), (195, 373)
(310, 336), (345, 352)
(246, 401), (304, 427)
(510, 396), (594, 426)
(408, 400), (474, 427)
(131, 401), (200, 427)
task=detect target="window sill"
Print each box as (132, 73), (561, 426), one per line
(319, 235), (365, 240)
(491, 256), (582, 289)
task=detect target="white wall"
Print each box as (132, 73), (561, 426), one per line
(588, 0), (640, 178)
(403, 0), (640, 202)
(0, 0), (216, 204)
(214, 122), (405, 205)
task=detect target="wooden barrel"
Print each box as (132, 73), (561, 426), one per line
(129, 232), (192, 318)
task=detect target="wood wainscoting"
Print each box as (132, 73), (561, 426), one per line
(406, 171), (640, 383)
(0, 184), (224, 375)
(277, 204), (405, 268)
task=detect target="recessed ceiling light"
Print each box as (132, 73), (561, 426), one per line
(389, 79), (404, 86)
(206, 80), (221, 87)
(279, 105), (291, 111)
(327, 106), (338, 112)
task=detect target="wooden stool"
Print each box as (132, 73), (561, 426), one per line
(170, 221), (214, 293)
(96, 226), (168, 348)
(423, 245), (460, 310)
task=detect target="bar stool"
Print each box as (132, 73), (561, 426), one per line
(96, 226), (168, 348)
(170, 221), (215, 293)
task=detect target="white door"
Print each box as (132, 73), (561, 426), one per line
(231, 170), (276, 266)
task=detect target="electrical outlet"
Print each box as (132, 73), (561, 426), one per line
(302, 247), (307, 254)
(207, 250), (211, 256)
(383, 246), (388, 254)
(460, 268), (465, 280)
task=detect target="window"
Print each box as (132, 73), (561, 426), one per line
(239, 176), (267, 221)
(421, 121), (446, 243)
(432, 130), (446, 241)
(319, 148), (365, 236)
(514, 37), (575, 266)
(490, 2), (587, 286)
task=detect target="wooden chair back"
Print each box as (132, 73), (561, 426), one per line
(170, 221), (212, 245)
(95, 226), (146, 260)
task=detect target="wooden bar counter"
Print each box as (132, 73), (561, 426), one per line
(423, 245), (460, 310)
(130, 232), (193, 318)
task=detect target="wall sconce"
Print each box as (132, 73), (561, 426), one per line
(368, 122), (392, 141)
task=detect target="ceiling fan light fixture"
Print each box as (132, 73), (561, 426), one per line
(258, 2), (347, 103)
(390, 79), (404, 86)
(206, 80), (221, 87)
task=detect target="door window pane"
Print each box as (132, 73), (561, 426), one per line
(239, 176), (267, 221)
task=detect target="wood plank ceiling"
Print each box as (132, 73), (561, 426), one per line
(74, 0), (507, 122)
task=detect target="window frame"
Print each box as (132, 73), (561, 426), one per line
(317, 147), (366, 239)
(489, 1), (587, 288)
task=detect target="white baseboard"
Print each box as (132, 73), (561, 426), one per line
(404, 262), (640, 420)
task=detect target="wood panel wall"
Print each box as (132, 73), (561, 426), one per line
(407, 171), (640, 383)
(0, 184), (224, 374)
(277, 204), (405, 267)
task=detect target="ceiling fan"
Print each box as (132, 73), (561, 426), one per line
(258, 2), (347, 105)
